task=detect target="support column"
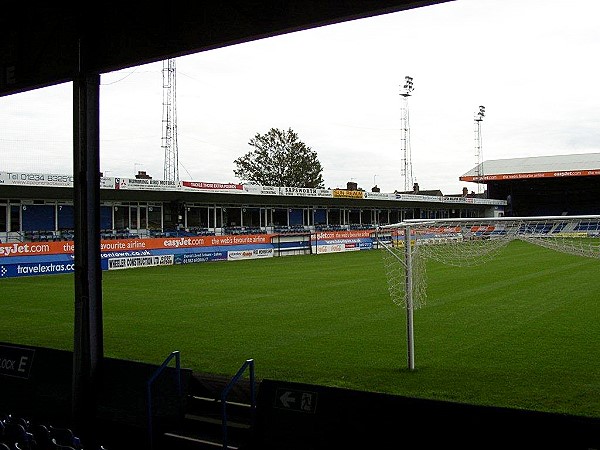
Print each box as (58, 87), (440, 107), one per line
(72, 45), (103, 448)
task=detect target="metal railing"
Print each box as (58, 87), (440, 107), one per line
(146, 350), (182, 450)
(221, 358), (256, 450)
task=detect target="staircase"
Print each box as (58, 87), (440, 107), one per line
(158, 366), (257, 450)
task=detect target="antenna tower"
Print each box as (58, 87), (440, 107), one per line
(474, 105), (485, 194)
(400, 76), (414, 192)
(162, 58), (179, 182)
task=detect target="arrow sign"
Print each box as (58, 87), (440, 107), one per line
(274, 387), (317, 413)
(279, 390), (296, 408)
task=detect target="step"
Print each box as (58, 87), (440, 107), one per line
(184, 413), (252, 431)
(156, 372), (257, 450)
(160, 420), (251, 450)
(160, 431), (238, 450)
(185, 395), (255, 422)
(159, 400), (254, 450)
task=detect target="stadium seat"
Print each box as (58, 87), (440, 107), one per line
(51, 438), (76, 450)
(3, 422), (34, 450)
(30, 424), (54, 450)
(48, 426), (81, 450)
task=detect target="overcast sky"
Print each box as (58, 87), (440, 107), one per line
(1, 0), (599, 195)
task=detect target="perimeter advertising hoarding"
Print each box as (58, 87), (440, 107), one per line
(0, 235), (276, 278)
(0, 230), (377, 278)
(174, 251), (228, 264)
(312, 230), (374, 254)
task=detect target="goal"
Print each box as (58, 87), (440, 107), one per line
(374, 215), (600, 370)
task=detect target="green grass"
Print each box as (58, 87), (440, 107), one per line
(1, 240), (599, 419)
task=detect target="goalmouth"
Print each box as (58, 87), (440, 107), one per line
(374, 215), (600, 370)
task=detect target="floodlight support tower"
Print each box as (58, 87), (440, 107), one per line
(400, 76), (414, 192)
(162, 58), (179, 182)
(474, 105), (485, 194)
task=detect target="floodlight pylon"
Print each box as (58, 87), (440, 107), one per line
(474, 105), (485, 195)
(400, 76), (414, 192)
(162, 58), (179, 182)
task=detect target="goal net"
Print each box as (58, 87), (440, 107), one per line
(377, 215), (600, 308)
(374, 215), (600, 369)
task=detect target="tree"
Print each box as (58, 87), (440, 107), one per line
(233, 127), (325, 188)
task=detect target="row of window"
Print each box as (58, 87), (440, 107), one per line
(1, 201), (485, 236)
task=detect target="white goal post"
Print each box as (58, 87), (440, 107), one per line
(374, 215), (600, 371)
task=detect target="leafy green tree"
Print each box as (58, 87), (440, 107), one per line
(233, 127), (325, 188)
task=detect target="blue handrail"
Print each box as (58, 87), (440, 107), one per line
(221, 358), (255, 450)
(146, 350), (181, 450)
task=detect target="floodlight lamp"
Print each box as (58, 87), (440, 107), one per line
(475, 105), (485, 121)
(401, 75), (414, 96)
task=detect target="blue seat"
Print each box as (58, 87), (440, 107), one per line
(31, 424), (54, 450)
(49, 426), (80, 450)
(3, 422), (34, 450)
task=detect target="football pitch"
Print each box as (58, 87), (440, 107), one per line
(1, 240), (599, 419)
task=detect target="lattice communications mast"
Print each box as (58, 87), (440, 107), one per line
(474, 105), (485, 194)
(162, 58), (179, 182)
(400, 76), (414, 192)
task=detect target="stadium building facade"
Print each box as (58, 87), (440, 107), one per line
(0, 171), (505, 241)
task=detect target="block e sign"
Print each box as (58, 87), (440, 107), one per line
(0, 345), (35, 379)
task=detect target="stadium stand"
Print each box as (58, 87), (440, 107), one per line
(2, 341), (599, 450)
(3, 4), (600, 449)
(461, 152), (600, 217)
